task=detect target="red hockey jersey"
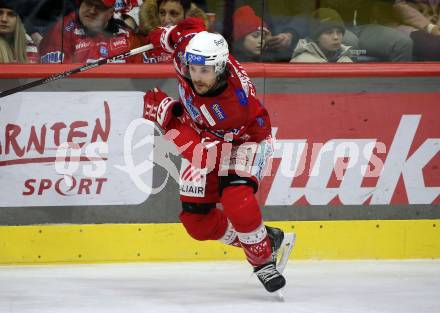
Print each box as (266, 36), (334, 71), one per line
(39, 11), (142, 64)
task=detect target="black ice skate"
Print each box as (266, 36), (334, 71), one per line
(254, 261), (286, 293)
(266, 226), (296, 273)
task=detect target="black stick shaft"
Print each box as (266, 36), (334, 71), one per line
(0, 44), (153, 98)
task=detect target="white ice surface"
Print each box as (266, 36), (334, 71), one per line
(1, 260), (439, 313)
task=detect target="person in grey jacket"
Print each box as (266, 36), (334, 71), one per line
(290, 8), (353, 63)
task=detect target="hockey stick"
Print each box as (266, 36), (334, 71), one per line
(0, 43), (153, 99)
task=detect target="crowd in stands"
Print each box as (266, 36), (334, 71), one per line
(0, 0), (439, 64)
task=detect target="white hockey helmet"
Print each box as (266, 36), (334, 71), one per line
(184, 31), (229, 74)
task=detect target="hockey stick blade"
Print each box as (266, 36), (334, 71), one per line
(0, 43), (153, 99)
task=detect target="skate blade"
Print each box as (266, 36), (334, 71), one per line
(276, 233), (296, 274)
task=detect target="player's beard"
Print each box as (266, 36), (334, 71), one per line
(192, 75), (222, 96)
(193, 82), (210, 95)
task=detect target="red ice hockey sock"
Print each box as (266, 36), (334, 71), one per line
(221, 185), (272, 266)
(236, 223), (273, 267)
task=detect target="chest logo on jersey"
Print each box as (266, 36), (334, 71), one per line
(211, 103), (227, 121)
(111, 38), (128, 50)
(100, 46), (109, 57)
(75, 40), (92, 51)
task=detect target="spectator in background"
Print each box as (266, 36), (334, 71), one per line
(320, 0), (413, 61)
(394, 0), (440, 60)
(139, 0), (207, 63)
(17, 0), (77, 47)
(290, 8), (353, 63)
(207, 0), (304, 62)
(230, 0), (305, 62)
(0, 0), (38, 63)
(39, 0), (142, 64)
(139, 0), (206, 35)
(231, 5), (272, 62)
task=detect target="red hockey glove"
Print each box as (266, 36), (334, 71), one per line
(144, 28), (174, 63)
(159, 17), (206, 53)
(143, 88), (181, 130)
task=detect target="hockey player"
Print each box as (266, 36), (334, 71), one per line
(142, 18), (294, 293)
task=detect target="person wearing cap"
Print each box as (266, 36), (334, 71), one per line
(197, 1), (302, 61)
(39, 0), (142, 63)
(0, 0), (39, 63)
(290, 8), (353, 63)
(320, 0), (413, 61)
(231, 5), (273, 62)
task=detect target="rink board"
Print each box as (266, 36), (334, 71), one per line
(1, 220), (439, 264)
(1, 63), (440, 264)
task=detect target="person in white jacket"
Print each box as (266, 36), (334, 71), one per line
(290, 8), (353, 63)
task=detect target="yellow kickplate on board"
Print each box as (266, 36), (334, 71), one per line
(0, 220), (439, 264)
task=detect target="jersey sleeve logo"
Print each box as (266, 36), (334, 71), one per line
(235, 88), (248, 106)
